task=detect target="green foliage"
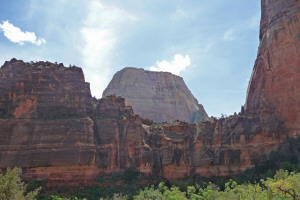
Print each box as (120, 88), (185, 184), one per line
(134, 183), (187, 200)
(38, 170), (300, 200)
(43, 195), (87, 200)
(133, 185), (163, 200)
(123, 168), (141, 183)
(263, 170), (300, 200)
(152, 123), (164, 131)
(44, 195), (63, 200)
(26, 179), (47, 195)
(99, 193), (128, 200)
(163, 186), (187, 200)
(187, 186), (201, 200)
(0, 167), (41, 200)
(69, 184), (145, 200)
(198, 183), (220, 200)
(94, 169), (154, 186)
(219, 181), (268, 200)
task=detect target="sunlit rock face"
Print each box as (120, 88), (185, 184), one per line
(0, 59), (96, 187)
(102, 67), (209, 123)
(0, 60), (148, 186)
(0, 59), (93, 119)
(0, 0), (300, 188)
(245, 0), (300, 136)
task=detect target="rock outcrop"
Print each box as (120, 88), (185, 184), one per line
(102, 67), (209, 123)
(0, 60), (148, 187)
(0, 0), (300, 188)
(245, 0), (300, 137)
(0, 60), (96, 187)
(0, 59), (93, 119)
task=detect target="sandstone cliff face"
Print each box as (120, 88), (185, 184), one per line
(0, 0), (299, 188)
(143, 114), (285, 179)
(0, 59), (93, 119)
(0, 58), (292, 186)
(0, 60), (148, 186)
(245, 0), (300, 135)
(102, 67), (209, 123)
(0, 59), (97, 187)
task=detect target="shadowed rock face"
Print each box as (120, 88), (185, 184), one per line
(102, 67), (209, 123)
(0, 0), (300, 188)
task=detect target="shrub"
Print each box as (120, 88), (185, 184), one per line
(0, 167), (41, 200)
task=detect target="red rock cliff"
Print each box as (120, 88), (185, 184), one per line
(0, 0), (299, 188)
(245, 0), (300, 136)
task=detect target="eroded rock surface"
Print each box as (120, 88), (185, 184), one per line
(0, 59), (93, 119)
(245, 0), (300, 135)
(102, 67), (209, 123)
(0, 0), (300, 188)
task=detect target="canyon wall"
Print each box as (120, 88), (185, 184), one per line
(0, 0), (299, 188)
(103, 67), (209, 123)
(245, 0), (300, 136)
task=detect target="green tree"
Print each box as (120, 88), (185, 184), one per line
(186, 186), (201, 200)
(223, 184), (268, 200)
(45, 195), (63, 200)
(263, 170), (300, 200)
(0, 167), (41, 200)
(163, 186), (187, 200)
(217, 179), (269, 200)
(109, 193), (128, 200)
(134, 186), (163, 200)
(198, 183), (220, 200)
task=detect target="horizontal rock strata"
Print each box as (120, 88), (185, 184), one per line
(0, 0), (300, 188)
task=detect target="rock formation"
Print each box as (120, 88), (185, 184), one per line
(0, 0), (299, 188)
(0, 60), (147, 187)
(245, 0), (300, 137)
(102, 67), (209, 123)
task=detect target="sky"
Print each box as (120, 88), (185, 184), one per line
(0, 0), (261, 117)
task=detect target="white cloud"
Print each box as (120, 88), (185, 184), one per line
(149, 54), (191, 75)
(80, 1), (137, 97)
(0, 20), (46, 45)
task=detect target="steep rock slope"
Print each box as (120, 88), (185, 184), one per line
(0, 59), (93, 119)
(0, 59), (95, 168)
(0, 0), (299, 188)
(102, 67), (209, 123)
(0, 60), (96, 186)
(0, 60), (148, 187)
(245, 0), (300, 135)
